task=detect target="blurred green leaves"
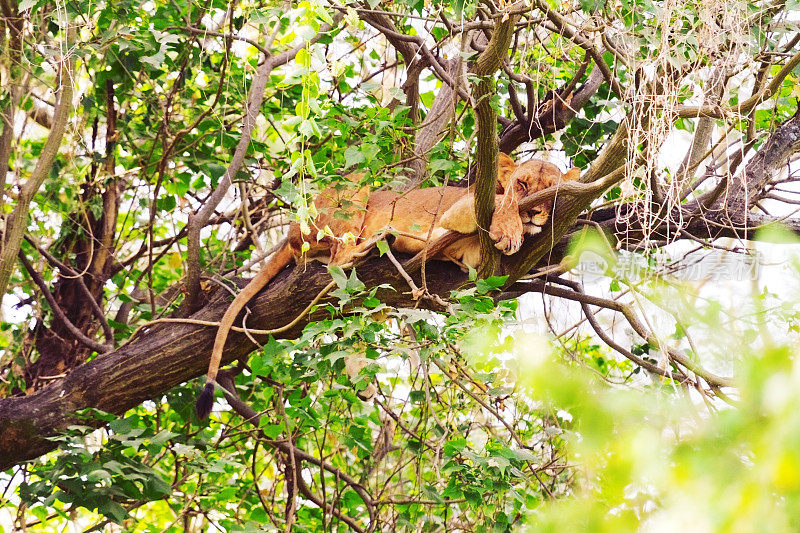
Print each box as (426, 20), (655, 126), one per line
(523, 263), (800, 532)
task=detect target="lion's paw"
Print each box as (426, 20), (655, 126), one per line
(489, 213), (523, 255)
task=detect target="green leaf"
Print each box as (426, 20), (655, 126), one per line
(328, 265), (348, 288)
(205, 164), (226, 185)
(429, 158), (457, 173)
(454, 0), (466, 18)
(262, 336), (284, 362)
(344, 146), (364, 167)
(476, 275), (508, 294)
(98, 500), (129, 523)
(443, 436), (466, 456)
(346, 268), (365, 292)
(108, 418), (133, 435)
(376, 240), (389, 256)
(260, 423), (284, 439)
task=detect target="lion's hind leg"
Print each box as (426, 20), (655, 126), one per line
(442, 234), (481, 270)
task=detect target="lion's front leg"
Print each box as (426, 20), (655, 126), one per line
(439, 193), (477, 234)
(489, 195), (524, 255)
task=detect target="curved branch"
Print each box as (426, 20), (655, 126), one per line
(18, 251), (112, 353)
(533, 0), (625, 99)
(504, 101), (651, 284)
(183, 14), (343, 312)
(675, 47), (800, 119)
(24, 235), (114, 344)
(0, 26), (75, 297)
(523, 278), (733, 388)
(499, 61), (604, 153)
(215, 374), (372, 532)
(0, 0), (23, 217)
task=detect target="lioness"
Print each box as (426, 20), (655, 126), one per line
(196, 154), (579, 418)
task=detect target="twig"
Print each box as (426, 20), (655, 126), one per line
(17, 251), (112, 353)
(24, 235), (115, 345)
(383, 245), (421, 298)
(214, 374), (373, 531)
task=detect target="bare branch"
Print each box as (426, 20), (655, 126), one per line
(183, 14), (343, 312)
(17, 251), (112, 354)
(215, 374), (371, 533)
(675, 46), (800, 119)
(0, 25), (75, 298)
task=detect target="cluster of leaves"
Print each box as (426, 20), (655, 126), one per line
(530, 314), (800, 531)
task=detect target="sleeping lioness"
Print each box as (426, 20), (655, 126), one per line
(196, 153), (579, 418)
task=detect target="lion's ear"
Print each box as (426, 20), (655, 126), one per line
(497, 153), (517, 192)
(564, 167), (581, 181)
(498, 153), (515, 167)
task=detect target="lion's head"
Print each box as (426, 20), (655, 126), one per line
(497, 153), (580, 234)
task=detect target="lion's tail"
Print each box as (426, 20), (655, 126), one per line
(196, 239), (294, 419)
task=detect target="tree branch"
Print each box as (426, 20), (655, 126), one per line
(0, 25), (74, 298)
(183, 14), (343, 312)
(17, 251), (112, 354)
(0, 0), (23, 217)
(215, 374), (372, 532)
(0, 255), (470, 470)
(499, 61), (604, 154)
(473, 3), (518, 276)
(533, 0), (625, 99)
(503, 116), (641, 284)
(403, 57), (464, 188)
(675, 46), (800, 119)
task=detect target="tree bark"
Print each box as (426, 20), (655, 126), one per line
(472, 7), (518, 276)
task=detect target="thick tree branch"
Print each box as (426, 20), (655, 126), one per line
(674, 68), (726, 183)
(403, 57), (464, 188)
(0, 256), (470, 470)
(718, 106), (800, 215)
(5, 167), (800, 471)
